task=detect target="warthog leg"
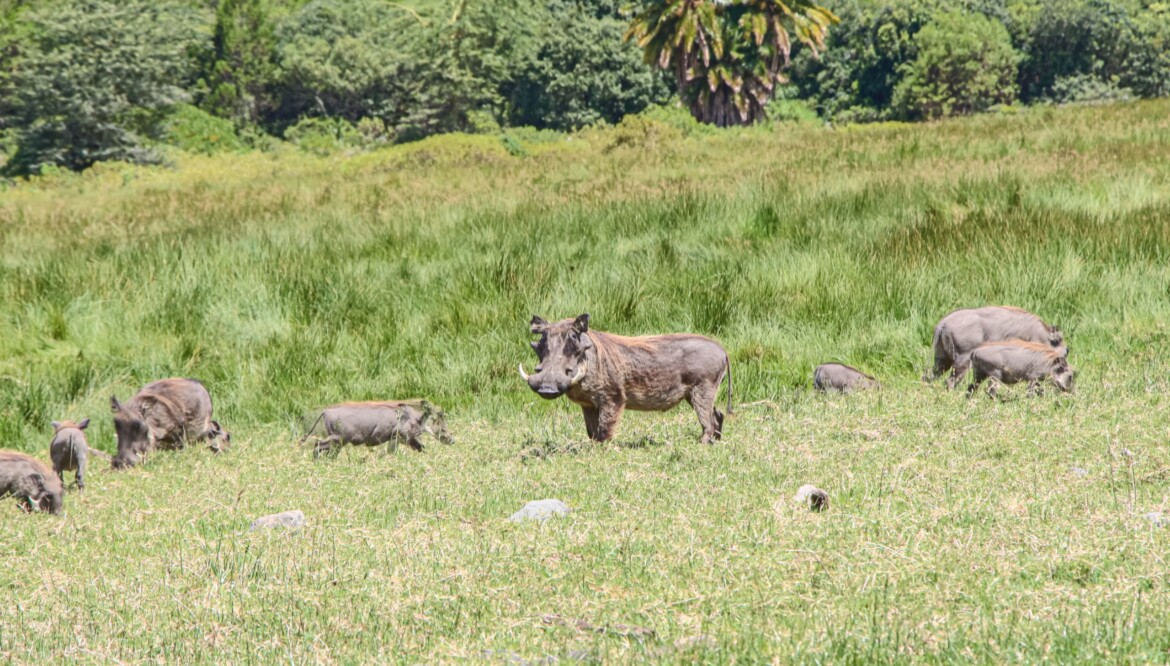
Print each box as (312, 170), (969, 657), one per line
(581, 407), (601, 440)
(947, 354), (973, 391)
(688, 383), (720, 444)
(1027, 379), (1044, 397)
(313, 435), (342, 458)
(594, 402), (624, 442)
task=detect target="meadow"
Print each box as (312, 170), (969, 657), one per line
(2, 101), (1170, 663)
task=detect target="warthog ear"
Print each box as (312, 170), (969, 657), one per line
(51, 421), (60, 430)
(530, 316), (548, 333)
(78, 418), (90, 430)
(573, 313), (590, 332)
(110, 396), (121, 413)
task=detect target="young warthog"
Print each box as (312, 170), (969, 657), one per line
(110, 378), (230, 469)
(813, 363), (880, 393)
(519, 314), (732, 443)
(300, 400), (453, 455)
(49, 418), (109, 491)
(925, 306), (1066, 389)
(967, 341), (1075, 399)
(0, 451), (63, 514)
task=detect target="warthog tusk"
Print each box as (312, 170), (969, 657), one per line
(518, 364), (530, 381)
(570, 365), (586, 386)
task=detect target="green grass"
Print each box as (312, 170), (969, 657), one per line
(2, 100), (1170, 663)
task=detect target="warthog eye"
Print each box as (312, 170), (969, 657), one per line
(564, 369), (573, 376)
(535, 365), (543, 372)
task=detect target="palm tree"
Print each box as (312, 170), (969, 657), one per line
(626, 0), (837, 127)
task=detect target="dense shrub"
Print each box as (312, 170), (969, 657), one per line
(163, 104), (247, 154)
(892, 11), (1018, 119)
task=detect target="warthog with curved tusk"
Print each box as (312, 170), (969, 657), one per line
(110, 378), (230, 469)
(520, 314), (732, 443)
(925, 306), (1066, 389)
(967, 341), (1076, 399)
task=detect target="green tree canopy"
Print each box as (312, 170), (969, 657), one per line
(1, 0), (207, 174)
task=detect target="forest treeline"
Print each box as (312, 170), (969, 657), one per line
(0, 0), (1167, 174)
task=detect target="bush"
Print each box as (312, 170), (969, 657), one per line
(163, 104), (247, 154)
(283, 116), (361, 156)
(892, 11), (1018, 120)
(0, 0), (207, 174)
(1012, 0), (1142, 102)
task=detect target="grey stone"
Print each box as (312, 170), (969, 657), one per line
(1144, 511), (1168, 528)
(1069, 466), (1089, 478)
(250, 510), (306, 531)
(508, 499), (571, 523)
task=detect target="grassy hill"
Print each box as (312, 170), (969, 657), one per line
(2, 101), (1170, 662)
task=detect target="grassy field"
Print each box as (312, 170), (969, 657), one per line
(2, 101), (1170, 663)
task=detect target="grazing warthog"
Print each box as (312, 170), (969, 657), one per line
(300, 400), (453, 455)
(967, 341), (1076, 399)
(518, 314), (732, 443)
(110, 378), (230, 469)
(0, 451), (63, 514)
(49, 418), (109, 491)
(813, 363), (880, 393)
(925, 306), (1066, 389)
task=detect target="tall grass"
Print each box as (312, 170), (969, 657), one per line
(1, 101), (1170, 662)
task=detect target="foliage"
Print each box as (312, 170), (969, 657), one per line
(197, 0), (284, 124)
(789, 0), (940, 119)
(626, 0), (838, 126)
(282, 115), (361, 155)
(892, 11), (1019, 120)
(163, 104), (248, 154)
(0, 0), (208, 175)
(506, 0), (671, 131)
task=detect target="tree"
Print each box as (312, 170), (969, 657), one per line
(891, 11), (1018, 120)
(507, 0), (671, 131)
(1, 0), (207, 174)
(197, 0), (283, 125)
(625, 0), (838, 127)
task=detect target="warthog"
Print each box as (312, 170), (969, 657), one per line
(0, 451), (63, 514)
(967, 341), (1076, 399)
(925, 306), (1066, 389)
(300, 400), (453, 455)
(49, 418), (109, 491)
(110, 378), (230, 469)
(813, 363), (880, 393)
(519, 314), (732, 443)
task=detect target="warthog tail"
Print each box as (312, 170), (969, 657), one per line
(725, 358), (733, 416)
(297, 411), (326, 446)
(87, 447), (112, 461)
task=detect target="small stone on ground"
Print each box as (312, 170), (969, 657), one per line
(509, 499), (571, 523)
(250, 510), (306, 531)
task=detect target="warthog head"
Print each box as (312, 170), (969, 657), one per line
(519, 314), (591, 400)
(417, 401), (455, 445)
(1051, 357), (1076, 392)
(110, 396), (151, 469)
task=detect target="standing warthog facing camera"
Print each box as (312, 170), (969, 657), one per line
(110, 378), (230, 469)
(967, 341), (1075, 399)
(49, 418), (109, 491)
(925, 306), (1066, 389)
(0, 451), (63, 514)
(813, 363), (880, 393)
(518, 314), (732, 443)
(299, 400), (453, 455)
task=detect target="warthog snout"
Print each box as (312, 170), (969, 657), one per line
(523, 315), (590, 399)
